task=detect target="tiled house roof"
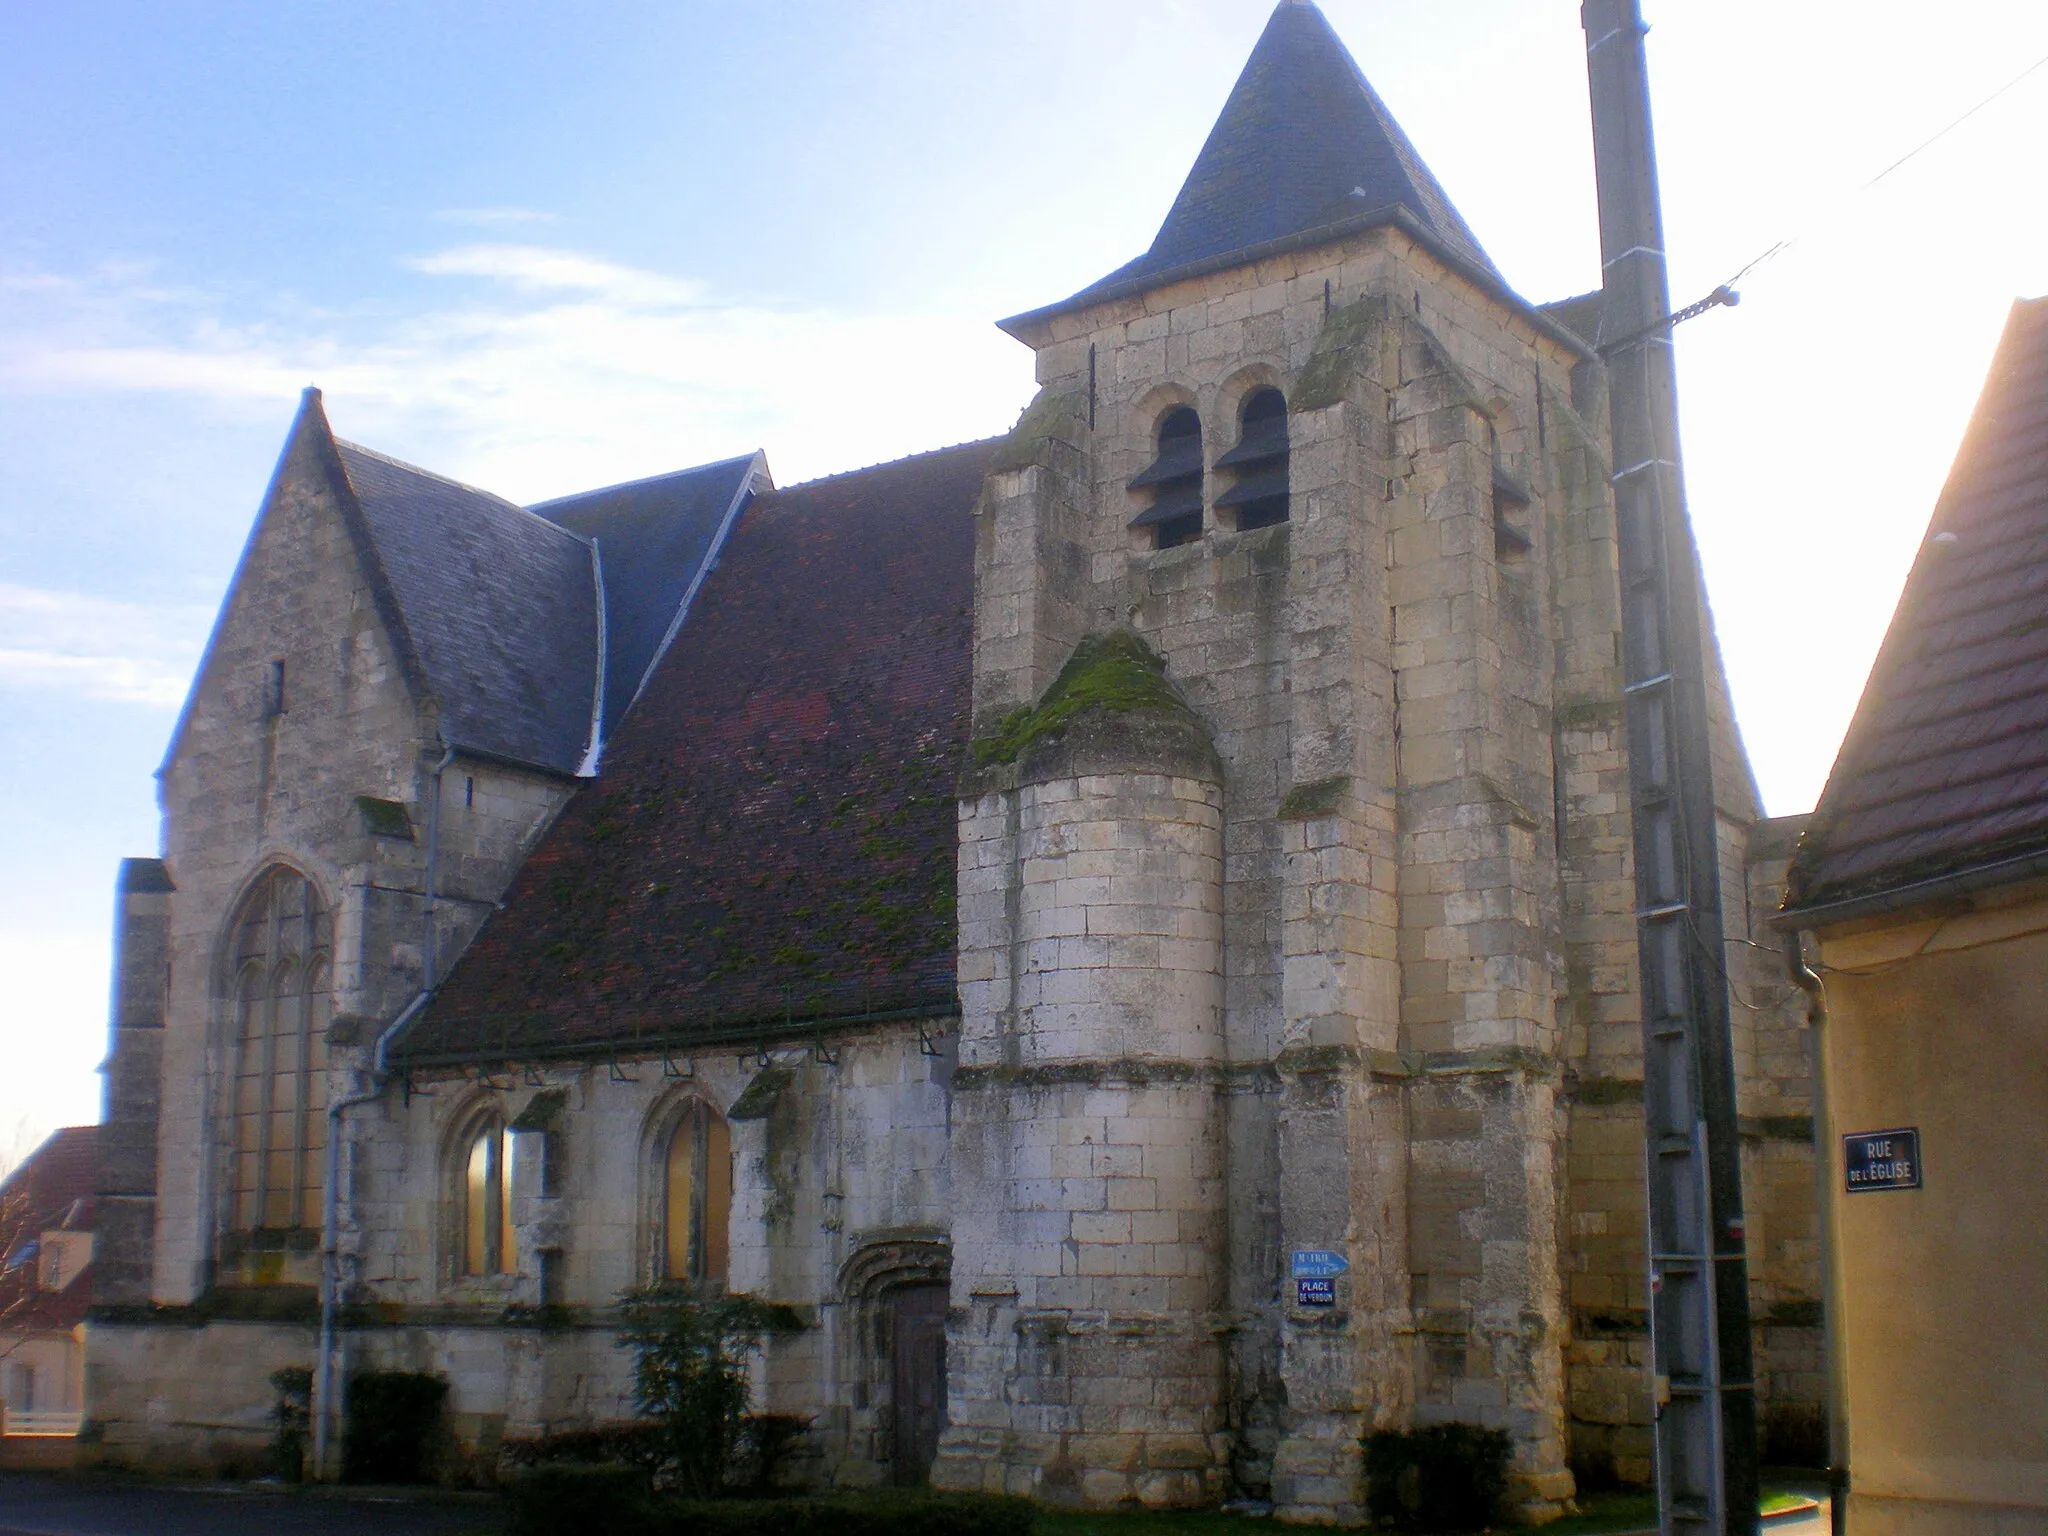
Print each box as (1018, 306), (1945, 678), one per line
(0, 1126), (97, 1334)
(398, 440), (994, 1067)
(1786, 297), (2048, 916)
(1004, 0), (1500, 334)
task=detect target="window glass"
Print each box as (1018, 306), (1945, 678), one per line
(661, 1101), (731, 1286)
(224, 868), (330, 1233)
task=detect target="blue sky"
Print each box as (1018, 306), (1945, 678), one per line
(5, 0), (2048, 1159)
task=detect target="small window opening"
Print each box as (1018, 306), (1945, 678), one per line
(1128, 406), (1205, 550)
(264, 660), (287, 718)
(539, 1248), (566, 1306)
(1492, 466), (1533, 561)
(539, 1127), (562, 1199)
(464, 776), (475, 809)
(1217, 387), (1290, 530)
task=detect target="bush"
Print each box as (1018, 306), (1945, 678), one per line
(506, 1462), (654, 1536)
(729, 1414), (811, 1493)
(502, 1422), (671, 1474)
(616, 1287), (803, 1497)
(656, 1491), (1035, 1536)
(1363, 1422), (1514, 1531)
(268, 1366), (311, 1482)
(343, 1369), (449, 1484)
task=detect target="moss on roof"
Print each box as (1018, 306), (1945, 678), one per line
(971, 631), (1197, 769)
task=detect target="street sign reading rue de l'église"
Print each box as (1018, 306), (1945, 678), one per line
(1844, 1128), (1921, 1193)
(1291, 1249), (1348, 1307)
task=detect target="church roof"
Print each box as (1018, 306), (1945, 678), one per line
(1003, 0), (1499, 335)
(533, 453), (765, 747)
(396, 440), (994, 1068)
(1785, 297), (2048, 920)
(333, 433), (604, 778)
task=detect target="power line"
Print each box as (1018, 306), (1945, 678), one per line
(1720, 45), (2048, 291)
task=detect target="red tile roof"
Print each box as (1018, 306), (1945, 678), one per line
(1787, 297), (2048, 914)
(399, 441), (994, 1066)
(1, 1126), (96, 1333)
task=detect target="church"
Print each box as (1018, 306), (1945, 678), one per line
(85, 3), (1824, 1520)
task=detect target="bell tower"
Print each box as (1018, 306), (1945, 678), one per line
(940, 1), (1629, 1518)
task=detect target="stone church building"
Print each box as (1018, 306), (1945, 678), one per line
(86, 3), (1823, 1519)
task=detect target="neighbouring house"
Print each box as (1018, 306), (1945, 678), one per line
(85, 2), (1822, 1516)
(1, 1126), (98, 1438)
(1778, 296), (2048, 1535)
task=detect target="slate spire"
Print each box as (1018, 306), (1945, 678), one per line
(1007, 0), (1498, 330)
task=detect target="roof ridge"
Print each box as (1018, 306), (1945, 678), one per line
(335, 438), (597, 550)
(529, 451), (765, 512)
(775, 436), (1005, 494)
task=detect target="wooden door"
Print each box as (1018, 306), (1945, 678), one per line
(889, 1283), (948, 1485)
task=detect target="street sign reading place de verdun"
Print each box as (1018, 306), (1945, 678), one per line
(1291, 1249), (1348, 1307)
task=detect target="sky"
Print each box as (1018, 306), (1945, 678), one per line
(3, 0), (2047, 1162)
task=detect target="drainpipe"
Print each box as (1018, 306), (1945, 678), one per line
(312, 744), (454, 1478)
(1786, 932), (1849, 1536)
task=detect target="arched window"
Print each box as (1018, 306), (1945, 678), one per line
(1128, 405), (1205, 550)
(660, 1099), (732, 1287)
(1217, 386), (1289, 530)
(226, 867), (331, 1232)
(460, 1114), (515, 1277)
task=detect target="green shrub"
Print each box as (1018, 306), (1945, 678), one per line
(506, 1462), (654, 1536)
(616, 1287), (803, 1497)
(502, 1421), (670, 1475)
(655, 1491), (1035, 1536)
(1363, 1421), (1514, 1531)
(268, 1365), (311, 1482)
(342, 1368), (449, 1484)
(729, 1413), (811, 1493)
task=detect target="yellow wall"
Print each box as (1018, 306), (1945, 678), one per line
(1818, 890), (2048, 1530)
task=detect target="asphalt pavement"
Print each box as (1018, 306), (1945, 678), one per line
(0, 1474), (500, 1536)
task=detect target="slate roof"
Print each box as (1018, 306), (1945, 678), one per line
(533, 454), (763, 741)
(0, 1126), (96, 1333)
(334, 433), (602, 778)
(1785, 297), (2048, 917)
(1003, 0), (1499, 335)
(397, 440), (995, 1067)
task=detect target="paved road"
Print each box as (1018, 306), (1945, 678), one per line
(0, 1474), (500, 1536)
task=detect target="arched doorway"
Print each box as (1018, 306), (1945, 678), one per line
(837, 1236), (949, 1486)
(889, 1283), (948, 1486)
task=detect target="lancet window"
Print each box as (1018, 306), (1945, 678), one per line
(659, 1098), (732, 1287)
(225, 866), (331, 1232)
(460, 1113), (516, 1277)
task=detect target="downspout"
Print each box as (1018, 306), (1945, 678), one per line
(1786, 931), (1849, 1536)
(313, 743), (454, 1478)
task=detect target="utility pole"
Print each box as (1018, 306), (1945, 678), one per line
(1580, 4), (1760, 1533)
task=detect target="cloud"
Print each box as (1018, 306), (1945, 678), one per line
(0, 244), (1035, 500)
(434, 207), (560, 228)
(0, 583), (210, 708)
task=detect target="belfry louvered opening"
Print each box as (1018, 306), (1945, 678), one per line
(1216, 387), (1289, 530)
(1129, 406), (1205, 549)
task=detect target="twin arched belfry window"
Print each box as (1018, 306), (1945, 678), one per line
(1128, 390), (1290, 549)
(226, 867), (331, 1232)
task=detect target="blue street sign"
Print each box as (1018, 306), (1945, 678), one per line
(1290, 1249), (1350, 1279)
(1296, 1277), (1336, 1307)
(1844, 1128), (1921, 1193)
